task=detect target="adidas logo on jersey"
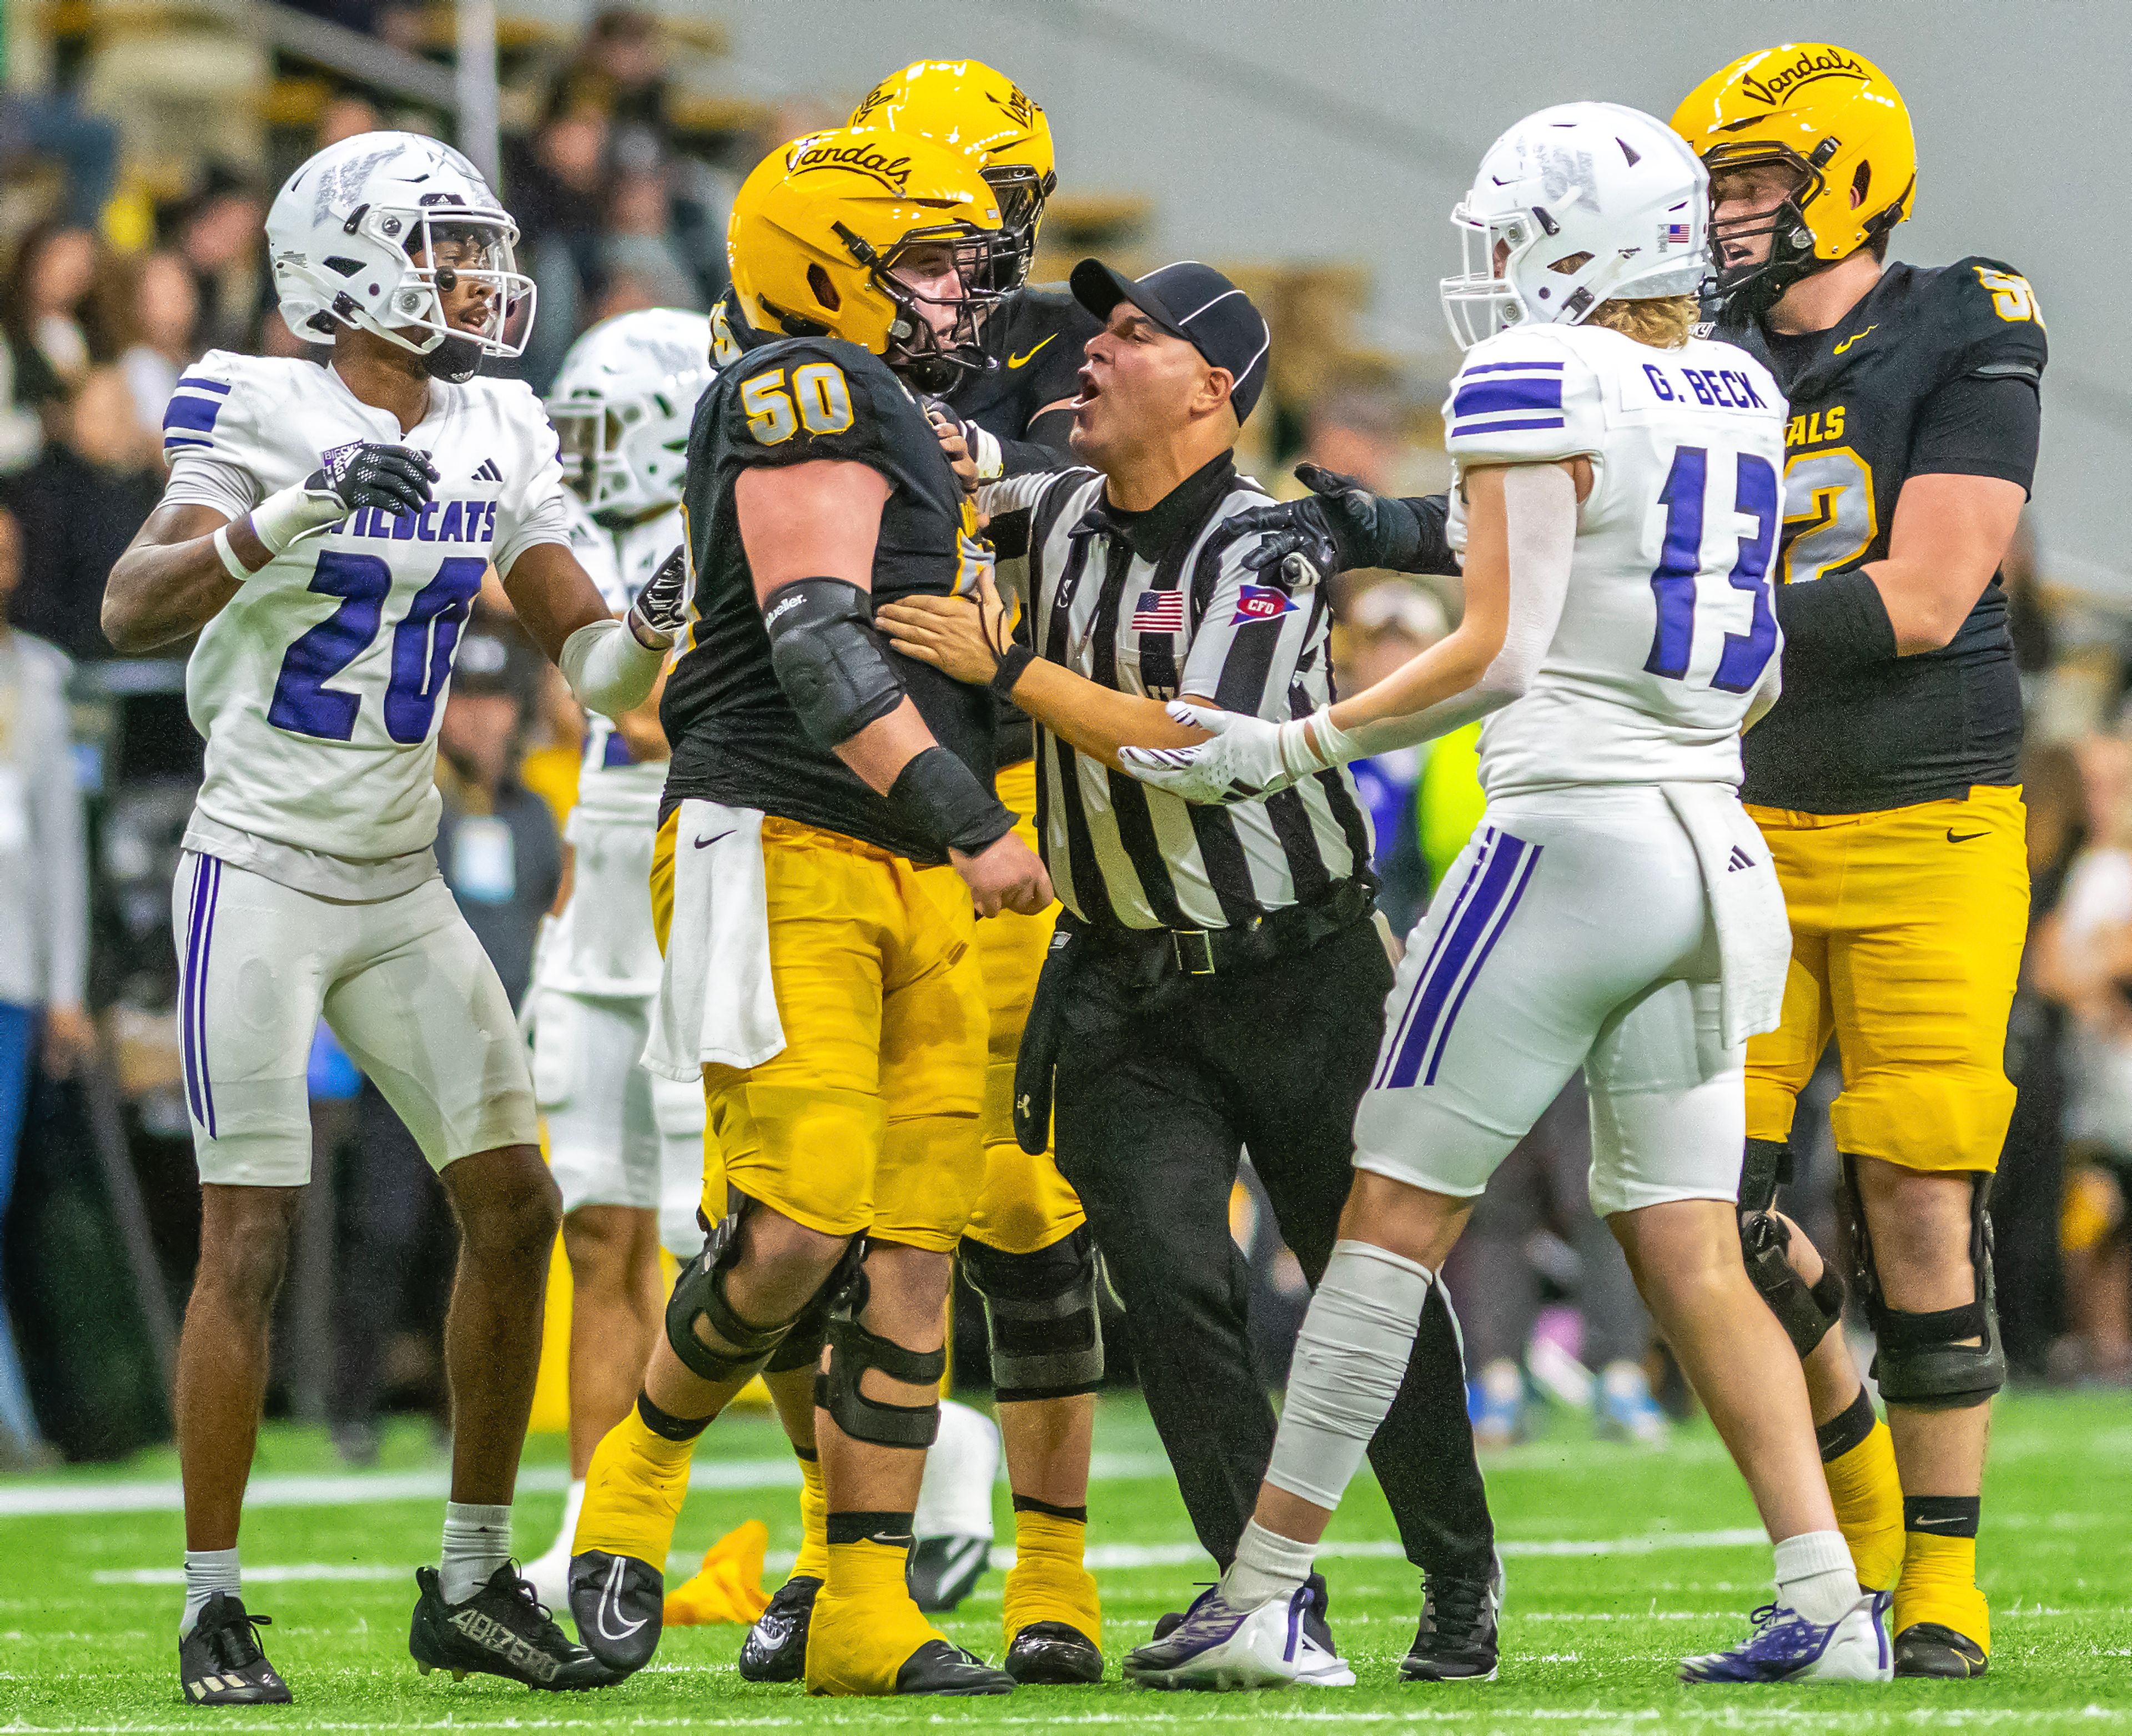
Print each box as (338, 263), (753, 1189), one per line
(1726, 846), (1756, 872)
(471, 456), (503, 483)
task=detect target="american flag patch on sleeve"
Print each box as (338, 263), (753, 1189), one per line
(1132, 590), (1185, 633)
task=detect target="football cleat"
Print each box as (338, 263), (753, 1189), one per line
(1593, 1360), (1672, 1446)
(738, 1574), (821, 1683)
(1680, 1591), (1893, 1684)
(1469, 1359), (1527, 1448)
(179, 1593), (293, 1705)
(567, 1550), (662, 1676)
(1893, 1622), (1988, 1679)
(1005, 1619), (1104, 1685)
(1123, 1583), (1355, 1691)
(1149, 1570), (1337, 1653)
(887, 1638), (1016, 1695)
(1401, 1551), (1504, 1682)
(410, 1564), (613, 1690)
(907, 1533), (992, 1613)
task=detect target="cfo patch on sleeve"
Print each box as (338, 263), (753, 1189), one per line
(1231, 585), (1296, 625)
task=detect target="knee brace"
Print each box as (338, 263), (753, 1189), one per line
(961, 1227), (1105, 1403)
(814, 1268), (947, 1449)
(1854, 1165), (2007, 1410)
(1737, 1140), (1845, 1360)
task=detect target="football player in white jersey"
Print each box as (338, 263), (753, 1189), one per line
(516, 308), (718, 1610)
(101, 133), (686, 1704)
(1119, 104), (1891, 1688)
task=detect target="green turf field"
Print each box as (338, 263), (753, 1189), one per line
(4, 1389), (2129, 1732)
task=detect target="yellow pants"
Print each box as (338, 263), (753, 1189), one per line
(962, 757), (1087, 1258)
(651, 812), (989, 1251)
(1744, 786), (2028, 1173)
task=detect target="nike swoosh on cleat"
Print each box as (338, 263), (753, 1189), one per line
(597, 1558), (646, 1639)
(693, 831), (734, 849)
(1946, 829), (1988, 843)
(1007, 336), (1055, 369)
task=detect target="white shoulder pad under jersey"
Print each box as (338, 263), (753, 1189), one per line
(169, 353), (574, 870)
(1444, 323), (1789, 800)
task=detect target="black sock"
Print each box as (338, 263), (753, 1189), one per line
(1903, 1496), (1980, 1539)
(636, 1390), (713, 1442)
(1011, 1495), (1088, 1523)
(826, 1509), (915, 1547)
(1815, 1387), (1878, 1462)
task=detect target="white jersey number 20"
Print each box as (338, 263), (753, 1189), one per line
(266, 551), (487, 743)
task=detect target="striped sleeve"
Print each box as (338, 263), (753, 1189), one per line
(1179, 501), (1324, 717)
(1441, 333), (1603, 466)
(158, 350), (264, 520)
(977, 466), (1088, 521)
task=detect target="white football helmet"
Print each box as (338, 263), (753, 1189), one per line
(268, 130), (536, 372)
(545, 309), (715, 523)
(1441, 102), (1708, 350)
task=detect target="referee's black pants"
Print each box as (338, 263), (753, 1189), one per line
(1050, 917), (1496, 1582)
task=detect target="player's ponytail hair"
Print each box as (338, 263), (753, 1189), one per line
(1586, 294), (1697, 350)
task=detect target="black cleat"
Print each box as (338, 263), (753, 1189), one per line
(411, 1564), (614, 1690)
(1005, 1619), (1103, 1684)
(892, 1638), (1015, 1695)
(738, 1574), (819, 1684)
(907, 1533), (992, 1612)
(1894, 1622), (1988, 1679)
(567, 1550), (663, 1677)
(1401, 1551), (1504, 1682)
(179, 1593), (293, 1705)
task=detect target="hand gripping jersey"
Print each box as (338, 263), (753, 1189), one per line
(1714, 259), (2047, 813)
(662, 334), (994, 863)
(1442, 322), (1788, 799)
(537, 494), (681, 997)
(161, 351), (570, 894)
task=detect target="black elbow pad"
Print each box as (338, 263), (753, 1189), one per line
(761, 577), (907, 748)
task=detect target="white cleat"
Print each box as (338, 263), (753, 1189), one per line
(1680, 1591), (1893, 1683)
(1124, 1584), (1356, 1691)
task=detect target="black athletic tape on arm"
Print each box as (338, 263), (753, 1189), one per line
(889, 746), (1014, 856)
(1397, 492), (1460, 576)
(1774, 571), (1898, 672)
(760, 577), (907, 749)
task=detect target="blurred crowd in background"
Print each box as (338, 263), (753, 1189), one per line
(0, 2), (2125, 1473)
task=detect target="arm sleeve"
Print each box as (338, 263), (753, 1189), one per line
(27, 653), (87, 1006)
(158, 351), (264, 520)
(1180, 514), (1324, 717)
(494, 383), (572, 575)
(1392, 492), (1460, 575)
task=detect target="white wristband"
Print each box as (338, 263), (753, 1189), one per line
(969, 424), (1004, 482)
(212, 522), (252, 581)
(249, 481), (349, 557)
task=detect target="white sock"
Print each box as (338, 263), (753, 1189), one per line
(1774, 1528), (1862, 1627)
(1223, 1519), (1317, 1611)
(1265, 1240), (1435, 1510)
(549, 1478), (586, 1555)
(181, 1548), (242, 1637)
(440, 1501), (514, 1604)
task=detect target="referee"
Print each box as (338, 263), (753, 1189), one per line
(879, 259), (1501, 1677)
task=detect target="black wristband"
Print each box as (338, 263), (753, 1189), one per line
(1392, 494), (1461, 575)
(990, 643), (1035, 700)
(1773, 571), (1898, 672)
(889, 746), (1015, 856)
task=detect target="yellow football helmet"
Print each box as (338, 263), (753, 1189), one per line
(726, 126), (1005, 390)
(850, 59), (1057, 290)
(1672, 43), (1915, 318)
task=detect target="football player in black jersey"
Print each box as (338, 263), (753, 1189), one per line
(1673, 45), (2043, 1681)
(839, 58), (1113, 1687)
(565, 126), (1048, 1700)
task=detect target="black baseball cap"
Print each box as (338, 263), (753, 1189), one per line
(1069, 258), (1270, 426)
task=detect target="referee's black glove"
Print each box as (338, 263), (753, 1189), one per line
(1235, 464), (1456, 581)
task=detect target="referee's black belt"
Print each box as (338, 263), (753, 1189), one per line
(1062, 877), (1376, 983)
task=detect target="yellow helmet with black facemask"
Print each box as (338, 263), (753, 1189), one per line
(726, 126), (1007, 391)
(850, 59), (1057, 291)
(1672, 43), (1915, 320)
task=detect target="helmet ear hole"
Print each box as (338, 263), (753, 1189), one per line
(1851, 160), (1870, 208)
(807, 263), (841, 313)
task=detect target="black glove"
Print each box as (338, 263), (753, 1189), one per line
(1235, 464), (1453, 580)
(626, 545), (690, 649)
(307, 442), (438, 517)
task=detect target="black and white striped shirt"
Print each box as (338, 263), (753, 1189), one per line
(980, 454), (1374, 932)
